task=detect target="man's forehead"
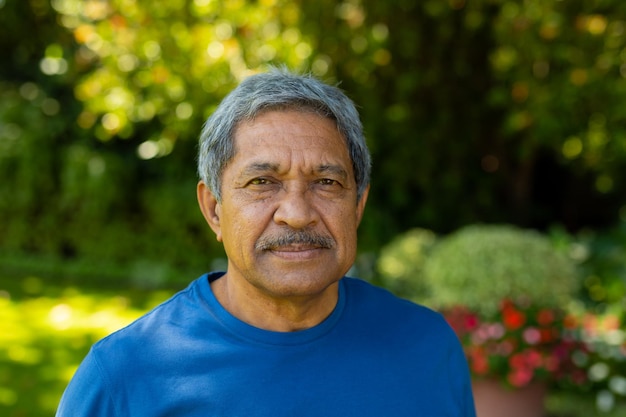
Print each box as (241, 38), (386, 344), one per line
(233, 108), (340, 136)
(231, 111), (348, 152)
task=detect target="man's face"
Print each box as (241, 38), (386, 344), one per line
(202, 109), (368, 299)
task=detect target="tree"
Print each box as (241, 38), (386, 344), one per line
(2, 0), (626, 275)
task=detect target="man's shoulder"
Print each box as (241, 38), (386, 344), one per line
(91, 274), (210, 355)
(342, 277), (444, 322)
(341, 277), (459, 350)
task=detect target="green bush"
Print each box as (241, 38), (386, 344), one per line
(377, 224), (580, 315)
(375, 228), (437, 301)
(422, 224), (579, 315)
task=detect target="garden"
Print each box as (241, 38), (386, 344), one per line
(1, 223), (625, 416)
(375, 224), (626, 416)
(1, 0), (626, 416)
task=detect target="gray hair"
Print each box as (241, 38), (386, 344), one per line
(197, 67), (371, 202)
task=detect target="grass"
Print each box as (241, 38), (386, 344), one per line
(0, 274), (174, 417)
(0, 271), (623, 417)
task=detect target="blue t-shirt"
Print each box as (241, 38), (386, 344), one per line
(56, 273), (476, 416)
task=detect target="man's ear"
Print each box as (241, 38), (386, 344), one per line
(356, 184), (370, 226)
(197, 181), (223, 242)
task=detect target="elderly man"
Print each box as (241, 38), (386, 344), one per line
(56, 68), (476, 416)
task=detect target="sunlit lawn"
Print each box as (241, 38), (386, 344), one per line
(1, 274), (623, 417)
(0, 275), (173, 417)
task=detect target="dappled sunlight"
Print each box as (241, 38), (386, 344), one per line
(0, 281), (172, 416)
(50, 0), (327, 143)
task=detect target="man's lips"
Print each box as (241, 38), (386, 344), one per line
(267, 245), (326, 260)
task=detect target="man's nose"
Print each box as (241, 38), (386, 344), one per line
(273, 186), (319, 229)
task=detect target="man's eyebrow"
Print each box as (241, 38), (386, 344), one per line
(240, 162), (349, 180)
(317, 164), (349, 180)
(241, 162), (280, 176)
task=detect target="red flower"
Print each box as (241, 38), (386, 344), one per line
(537, 309), (555, 326)
(468, 346), (489, 375)
(524, 350), (542, 368)
(502, 304), (526, 330)
(539, 328), (557, 343)
(464, 313), (479, 331)
(442, 301), (592, 389)
(445, 306), (480, 336)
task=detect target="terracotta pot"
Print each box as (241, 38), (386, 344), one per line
(472, 379), (547, 417)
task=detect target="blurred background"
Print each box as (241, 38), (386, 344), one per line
(0, 0), (625, 415)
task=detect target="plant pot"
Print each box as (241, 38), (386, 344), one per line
(472, 379), (547, 417)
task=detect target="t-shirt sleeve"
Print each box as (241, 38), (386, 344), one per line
(56, 348), (118, 417)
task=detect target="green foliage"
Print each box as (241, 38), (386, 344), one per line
(2, 3), (626, 415)
(333, 0), (626, 237)
(576, 222), (626, 310)
(0, 78), (221, 276)
(375, 228), (437, 300)
(424, 224), (579, 314)
(547, 391), (626, 417)
(376, 224), (625, 414)
(379, 224), (579, 314)
(51, 0), (320, 144)
(0, 0), (320, 280)
(3, 0), (626, 274)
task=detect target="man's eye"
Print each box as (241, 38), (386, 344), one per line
(318, 179), (339, 186)
(249, 178), (270, 186)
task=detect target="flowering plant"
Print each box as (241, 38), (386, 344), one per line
(444, 298), (588, 388)
(577, 310), (626, 412)
(377, 224), (625, 411)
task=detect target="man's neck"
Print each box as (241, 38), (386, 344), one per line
(210, 274), (339, 332)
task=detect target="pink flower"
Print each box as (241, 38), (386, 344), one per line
(495, 340), (514, 356)
(523, 327), (541, 345)
(442, 300), (591, 388)
(507, 366), (534, 387)
(524, 349), (542, 368)
(487, 323), (505, 339)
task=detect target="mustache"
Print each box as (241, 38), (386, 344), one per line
(256, 230), (335, 251)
